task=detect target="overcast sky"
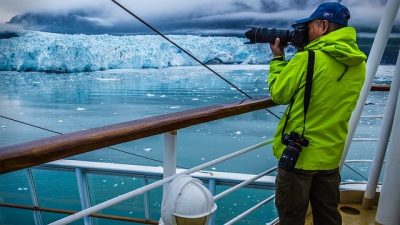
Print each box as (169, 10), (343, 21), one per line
(0, 0), (248, 23)
(0, 0), (397, 29)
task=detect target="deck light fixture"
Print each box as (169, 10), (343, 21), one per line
(160, 175), (217, 225)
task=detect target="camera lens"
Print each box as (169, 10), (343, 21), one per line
(258, 28), (290, 45)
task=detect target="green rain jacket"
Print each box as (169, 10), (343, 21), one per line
(268, 27), (366, 170)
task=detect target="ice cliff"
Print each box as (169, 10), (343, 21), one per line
(0, 31), (274, 72)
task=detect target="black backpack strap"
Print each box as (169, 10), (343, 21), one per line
(302, 50), (315, 136)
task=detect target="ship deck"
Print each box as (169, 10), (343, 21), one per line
(304, 190), (378, 225)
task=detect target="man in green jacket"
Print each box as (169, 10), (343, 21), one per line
(268, 2), (366, 225)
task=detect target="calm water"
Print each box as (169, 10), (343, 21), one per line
(0, 65), (393, 224)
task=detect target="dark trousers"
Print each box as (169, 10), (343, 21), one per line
(275, 168), (341, 225)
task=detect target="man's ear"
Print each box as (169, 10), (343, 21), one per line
(322, 20), (330, 34)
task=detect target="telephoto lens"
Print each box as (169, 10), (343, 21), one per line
(244, 23), (308, 50)
(244, 27), (291, 45)
(278, 141), (302, 171)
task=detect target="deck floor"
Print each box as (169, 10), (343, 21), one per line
(305, 202), (377, 224)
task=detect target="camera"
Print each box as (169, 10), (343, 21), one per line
(244, 23), (308, 50)
(278, 132), (309, 171)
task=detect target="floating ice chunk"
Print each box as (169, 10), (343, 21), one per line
(235, 131), (241, 135)
(95, 78), (120, 81)
(1, 125), (6, 128)
(169, 106), (180, 109)
(58, 120), (63, 123)
(146, 93), (155, 97)
(143, 148), (152, 152)
(76, 107), (86, 111)
(19, 112), (24, 115)
(211, 167), (216, 170)
(192, 98), (199, 101)
(160, 95), (167, 98)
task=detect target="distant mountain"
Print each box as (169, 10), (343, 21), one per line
(8, 11), (115, 34)
(6, 0), (398, 35)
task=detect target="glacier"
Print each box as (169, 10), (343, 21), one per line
(0, 31), (281, 73)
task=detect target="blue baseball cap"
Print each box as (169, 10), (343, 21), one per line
(296, 2), (350, 26)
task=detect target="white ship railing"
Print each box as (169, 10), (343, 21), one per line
(46, 139), (274, 225)
(10, 154), (375, 225)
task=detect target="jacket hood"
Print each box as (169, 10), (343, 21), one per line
(305, 27), (367, 66)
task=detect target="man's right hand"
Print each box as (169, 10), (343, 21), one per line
(269, 38), (284, 57)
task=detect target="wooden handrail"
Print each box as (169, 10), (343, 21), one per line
(371, 84), (390, 91)
(0, 97), (275, 174)
(0, 202), (158, 224)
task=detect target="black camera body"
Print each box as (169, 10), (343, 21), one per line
(244, 23), (308, 50)
(278, 132), (309, 171)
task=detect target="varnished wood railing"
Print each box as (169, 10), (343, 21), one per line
(0, 202), (158, 224)
(371, 84), (390, 91)
(0, 97), (275, 174)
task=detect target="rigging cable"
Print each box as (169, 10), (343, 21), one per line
(0, 115), (185, 167)
(343, 163), (368, 181)
(110, 0), (280, 120)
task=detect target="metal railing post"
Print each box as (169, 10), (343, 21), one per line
(363, 50), (400, 209)
(26, 169), (43, 225)
(161, 131), (177, 222)
(375, 80), (400, 225)
(340, 0), (400, 170)
(143, 178), (151, 220)
(163, 131), (177, 194)
(75, 168), (93, 225)
(208, 179), (217, 225)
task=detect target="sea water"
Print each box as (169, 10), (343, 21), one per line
(0, 64), (394, 225)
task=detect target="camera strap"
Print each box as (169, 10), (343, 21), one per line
(302, 50), (315, 136)
(281, 50), (315, 139)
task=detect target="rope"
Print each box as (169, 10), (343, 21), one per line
(110, 0), (281, 120)
(343, 163), (368, 181)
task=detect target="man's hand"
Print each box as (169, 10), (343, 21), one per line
(269, 38), (284, 57)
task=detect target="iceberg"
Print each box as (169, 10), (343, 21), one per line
(0, 31), (277, 73)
